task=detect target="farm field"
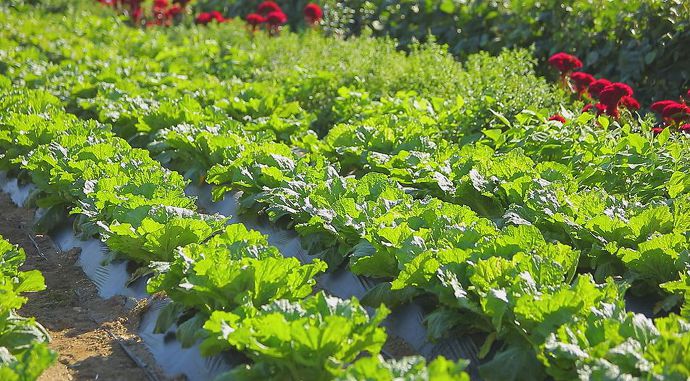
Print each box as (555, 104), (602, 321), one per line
(1, 0), (690, 380)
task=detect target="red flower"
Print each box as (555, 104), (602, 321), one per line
(651, 100), (678, 115)
(258, 1), (281, 15)
(246, 13), (266, 27)
(598, 83), (633, 118)
(652, 127), (665, 135)
(304, 3), (323, 24)
(662, 102), (690, 121)
(604, 106), (619, 118)
(582, 103), (606, 116)
(195, 12), (212, 24)
(588, 79), (611, 99)
(210, 10), (225, 22)
(132, 6), (143, 23)
(548, 114), (567, 123)
(620, 96), (640, 111)
(166, 4), (183, 17)
(153, 0), (168, 8)
(548, 53), (583, 75)
(680, 123), (690, 133)
(599, 83), (633, 105)
(266, 10), (287, 26)
(570, 72), (595, 94)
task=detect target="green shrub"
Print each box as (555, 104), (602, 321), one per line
(198, 0), (690, 103)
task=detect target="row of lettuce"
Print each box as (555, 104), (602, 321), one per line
(0, 83), (469, 379)
(5, 77), (690, 381)
(84, 81), (690, 377)
(0, 237), (55, 380)
(2, 3), (690, 380)
(5, 3), (689, 302)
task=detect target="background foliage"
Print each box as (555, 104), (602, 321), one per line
(196, 0), (690, 103)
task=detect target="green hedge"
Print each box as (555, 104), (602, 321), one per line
(197, 0), (690, 104)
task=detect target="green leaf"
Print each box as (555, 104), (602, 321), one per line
(479, 344), (546, 381)
(657, 127), (671, 145)
(597, 115), (610, 129)
(204, 292), (389, 379)
(439, 0), (456, 14)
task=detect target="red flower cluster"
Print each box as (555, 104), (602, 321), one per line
(88, 0), (182, 26)
(598, 83), (634, 118)
(257, 1), (281, 15)
(650, 100), (677, 115)
(548, 53), (640, 120)
(582, 80), (639, 118)
(570, 72), (594, 95)
(196, 10), (226, 25)
(246, 13), (266, 28)
(548, 53), (583, 76)
(620, 95), (640, 111)
(650, 89), (690, 134)
(244, 1), (286, 35)
(587, 79), (611, 99)
(548, 53), (690, 136)
(266, 10), (287, 26)
(304, 3), (323, 25)
(149, 0), (175, 26)
(96, 0), (189, 27)
(244, 2), (323, 36)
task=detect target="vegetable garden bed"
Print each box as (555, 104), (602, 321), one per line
(1, 1), (690, 380)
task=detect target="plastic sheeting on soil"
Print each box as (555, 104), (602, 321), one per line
(0, 173), (229, 381)
(139, 298), (233, 379)
(0, 172), (34, 207)
(50, 225), (146, 299)
(50, 222), (230, 381)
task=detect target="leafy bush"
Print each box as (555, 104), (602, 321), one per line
(203, 0), (689, 103)
(0, 238), (55, 381)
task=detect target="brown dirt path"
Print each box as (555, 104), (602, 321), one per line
(0, 192), (171, 381)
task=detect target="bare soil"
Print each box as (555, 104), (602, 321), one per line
(0, 192), (170, 381)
